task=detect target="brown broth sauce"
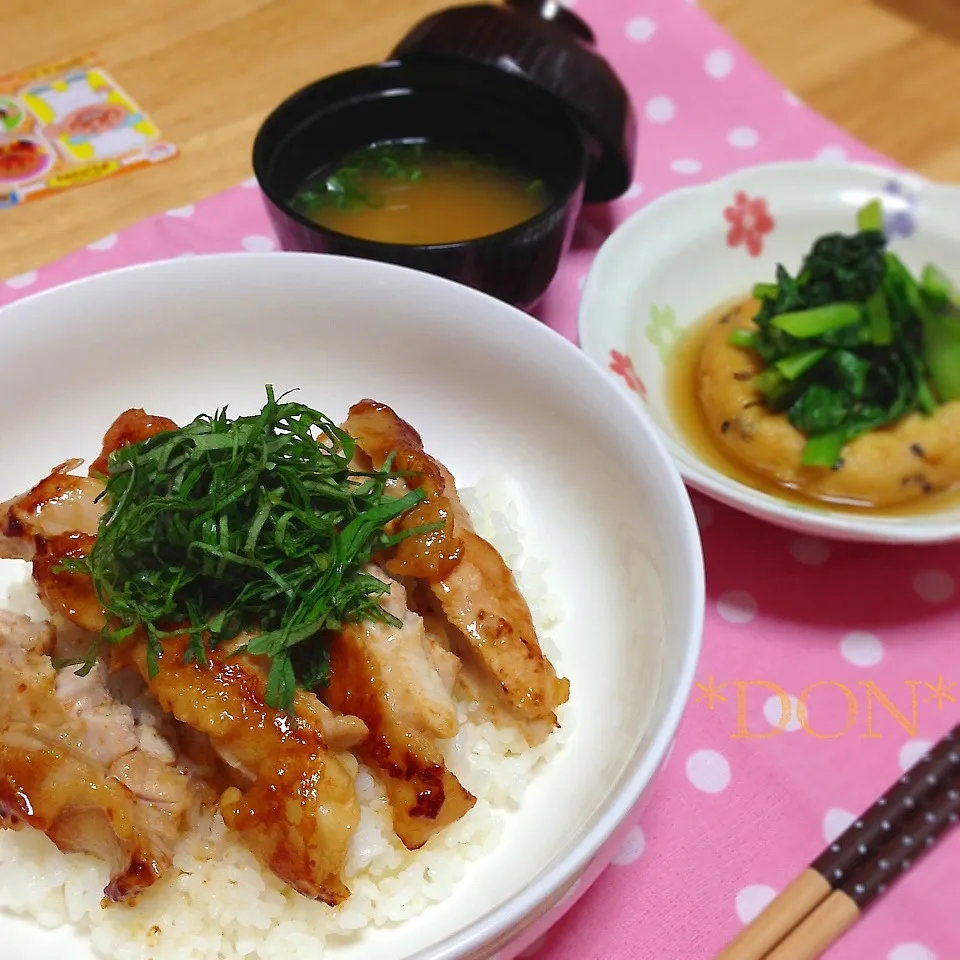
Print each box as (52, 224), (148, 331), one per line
(667, 299), (960, 517)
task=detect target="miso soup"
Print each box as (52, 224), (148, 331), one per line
(289, 141), (552, 245)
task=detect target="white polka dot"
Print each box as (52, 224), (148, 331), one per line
(692, 497), (714, 527)
(784, 90), (803, 106)
(764, 693), (801, 731)
(166, 204), (195, 218)
(686, 749), (731, 793)
(913, 569), (956, 604)
(175, 251), (196, 258)
(645, 96), (676, 124)
(624, 181), (645, 200)
(735, 885), (776, 924)
(577, 274), (587, 291)
(823, 807), (856, 844)
(790, 536), (831, 566)
(704, 49), (734, 79)
(839, 631), (884, 667)
(625, 16), (657, 42)
(87, 233), (118, 251)
(671, 158), (702, 175)
(5, 270), (37, 289)
(889, 944), (937, 960)
(899, 739), (933, 772)
(242, 234), (276, 252)
(612, 825), (646, 865)
(717, 589), (757, 624)
(242, 176), (259, 188)
(519, 935), (547, 958)
(728, 126), (759, 149)
(816, 145), (848, 163)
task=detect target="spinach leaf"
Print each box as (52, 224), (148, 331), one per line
(729, 200), (960, 467)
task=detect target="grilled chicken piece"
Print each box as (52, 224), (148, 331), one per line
(87, 407), (179, 478)
(322, 567), (475, 849)
(344, 400), (569, 746)
(126, 634), (361, 906)
(3, 431), (366, 904)
(0, 611), (192, 903)
(0, 406), (177, 562)
(32, 532), (105, 634)
(345, 401), (464, 580)
(0, 460), (104, 560)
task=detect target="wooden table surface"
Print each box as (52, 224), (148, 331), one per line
(4, 0), (960, 281)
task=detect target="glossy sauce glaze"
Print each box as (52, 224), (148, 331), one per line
(88, 408), (179, 478)
(127, 634), (361, 906)
(346, 399), (464, 578)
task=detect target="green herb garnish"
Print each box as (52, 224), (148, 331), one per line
(730, 200), (960, 468)
(291, 142), (428, 215)
(290, 141), (544, 216)
(64, 386), (433, 712)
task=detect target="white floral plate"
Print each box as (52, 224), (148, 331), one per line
(578, 160), (960, 544)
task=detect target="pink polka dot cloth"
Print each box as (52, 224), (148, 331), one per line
(3, 2), (958, 959)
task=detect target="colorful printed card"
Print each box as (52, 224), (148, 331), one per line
(0, 53), (176, 209)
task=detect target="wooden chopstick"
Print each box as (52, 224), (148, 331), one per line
(763, 767), (960, 960)
(714, 724), (960, 960)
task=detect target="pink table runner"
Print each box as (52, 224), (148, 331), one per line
(3, 2), (958, 958)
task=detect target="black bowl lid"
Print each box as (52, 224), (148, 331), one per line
(391, 0), (637, 203)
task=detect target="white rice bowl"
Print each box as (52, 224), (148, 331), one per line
(0, 474), (569, 960)
(0, 253), (705, 960)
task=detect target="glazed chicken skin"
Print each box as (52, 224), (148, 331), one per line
(26, 537), (366, 906)
(0, 460), (104, 561)
(344, 400), (570, 747)
(0, 409), (365, 905)
(125, 635), (362, 906)
(0, 409), (175, 562)
(322, 567), (475, 850)
(0, 611), (193, 902)
(86, 408), (178, 479)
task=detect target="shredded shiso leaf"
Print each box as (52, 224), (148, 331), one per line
(59, 386), (435, 712)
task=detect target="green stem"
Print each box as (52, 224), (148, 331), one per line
(752, 282), (779, 301)
(775, 348), (828, 381)
(728, 329), (760, 350)
(857, 198), (884, 233)
(770, 304), (862, 338)
(922, 306), (960, 402)
(921, 263), (958, 303)
(801, 431), (847, 468)
(865, 288), (893, 345)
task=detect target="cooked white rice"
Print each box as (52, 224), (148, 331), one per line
(0, 474), (569, 959)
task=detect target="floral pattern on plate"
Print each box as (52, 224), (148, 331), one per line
(609, 349), (647, 398)
(882, 179), (917, 238)
(645, 305), (680, 364)
(723, 191), (774, 257)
